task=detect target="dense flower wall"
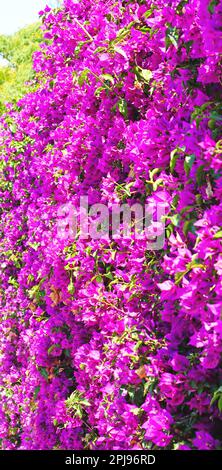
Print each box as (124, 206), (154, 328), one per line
(0, 0), (222, 450)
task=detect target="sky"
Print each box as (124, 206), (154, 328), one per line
(0, 0), (54, 36)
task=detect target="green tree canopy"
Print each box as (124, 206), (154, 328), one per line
(0, 23), (42, 113)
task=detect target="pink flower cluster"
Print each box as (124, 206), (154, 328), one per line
(0, 0), (222, 450)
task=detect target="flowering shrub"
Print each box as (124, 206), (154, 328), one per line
(0, 0), (222, 450)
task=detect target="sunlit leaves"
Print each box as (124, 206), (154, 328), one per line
(117, 97), (128, 119)
(165, 24), (180, 50)
(170, 146), (186, 173)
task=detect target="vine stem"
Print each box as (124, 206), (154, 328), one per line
(101, 299), (126, 315)
(74, 18), (94, 42)
(89, 70), (112, 91)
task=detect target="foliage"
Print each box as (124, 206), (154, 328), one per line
(0, 23), (42, 113)
(0, 0), (222, 451)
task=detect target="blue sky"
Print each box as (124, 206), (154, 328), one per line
(0, 0), (53, 35)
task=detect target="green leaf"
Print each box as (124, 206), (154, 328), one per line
(143, 9), (154, 19)
(170, 146), (185, 173)
(175, 271), (187, 285)
(94, 86), (106, 97)
(149, 168), (160, 181)
(210, 386), (222, 407)
(34, 386), (40, 400)
(166, 223), (174, 238)
(74, 41), (87, 58)
(196, 194), (203, 206)
(64, 349), (70, 357)
(137, 26), (151, 34)
(113, 46), (128, 60)
(28, 242), (40, 251)
(68, 277), (75, 294)
(134, 66), (152, 84)
(115, 21), (135, 40)
(183, 220), (196, 236)
(183, 39), (193, 53)
(130, 407), (141, 416)
(104, 272), (113, 280)
(140, 69), (152, 83)
(8, 277), (19, 289)
(186, 258), (206, 270)
(196, 165), (205, 186)
(111, 250), (116, 261)
(170, 214), (181, 226)
(118, 98), (128, 119)
(39, 367), (48, 380)
(153, 178), (163, 191)
(216, 140), (222, 151)
(210, 111), (222, 121)
(78, 68), (90, 86)
(218, 395), (222, 412)
(94, 46), (106, 54)
(213, 230), (222, 239)
(176, 0), (190, 14)
(47, 343), (60, 355)
(9, 123), (17, 134)
(184, 154), (195, 176)
(165, 25), (180, 50)
(65, 390), (90, 418)
(170, 150), (179, 173)
(208, 0), (220, 15)
(168, 35), (178, 48)
(143, 381), (150, 396)
(100, 73), (115, 85)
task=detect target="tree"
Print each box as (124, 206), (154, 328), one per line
(0, 23), (42, 113)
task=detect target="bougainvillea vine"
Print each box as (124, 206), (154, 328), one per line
(0, 0), (222, 450)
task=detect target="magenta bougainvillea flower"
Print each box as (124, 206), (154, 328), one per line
(0, 0), (222, 450)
